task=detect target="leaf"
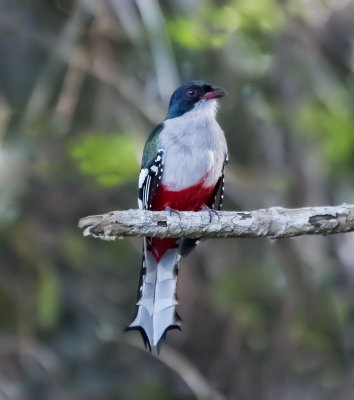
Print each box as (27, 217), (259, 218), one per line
(71, 134), (139, 186)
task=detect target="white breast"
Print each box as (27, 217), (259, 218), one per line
(159, 99), (228, 190)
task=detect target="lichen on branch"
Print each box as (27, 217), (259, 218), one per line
(78, 204), (354, 241)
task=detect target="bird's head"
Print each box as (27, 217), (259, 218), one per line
(166, 81), (225, 120)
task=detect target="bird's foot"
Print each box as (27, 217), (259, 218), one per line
(201, 206), (220, 223)
(165, 206), (182, 221)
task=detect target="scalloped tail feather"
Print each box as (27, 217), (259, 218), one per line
(128, 244), (181, 350)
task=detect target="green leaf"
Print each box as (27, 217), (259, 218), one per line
(71, 134), (139, 186)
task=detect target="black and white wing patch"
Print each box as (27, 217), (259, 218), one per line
(209, 156), (227, 211)
(138, 149), (164, 210)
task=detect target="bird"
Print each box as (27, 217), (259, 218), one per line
(126, 81), (228, 351)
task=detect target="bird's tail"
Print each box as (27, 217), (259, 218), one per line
(126, 238), (181, 351)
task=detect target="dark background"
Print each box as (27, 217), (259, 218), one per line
(1, 0), (354, 399)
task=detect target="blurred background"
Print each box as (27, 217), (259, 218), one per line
(1, 0), (354, 399)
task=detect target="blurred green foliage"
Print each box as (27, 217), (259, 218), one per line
(229, 0), (284, 31)
(167, 5), (238, 49)
(71, 134), (139, 186)
(36, 262), (59, 329)
(298, 105), (354, 166)
(168, 0), (284, 50)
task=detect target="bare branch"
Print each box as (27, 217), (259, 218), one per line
(78, 204), (354, 241)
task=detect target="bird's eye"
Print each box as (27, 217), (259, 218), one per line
(186, 88), (197, 97)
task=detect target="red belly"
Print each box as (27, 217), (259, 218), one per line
(148, 176), (216, 262)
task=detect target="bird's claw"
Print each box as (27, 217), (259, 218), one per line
(165, 206), (182, 221)
(201, 206), (220, 223)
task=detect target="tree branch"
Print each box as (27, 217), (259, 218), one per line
(78, 204), (354, 241)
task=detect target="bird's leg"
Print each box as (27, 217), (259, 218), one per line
(201, 205), (220, 223)
(165, 206), (182, 221)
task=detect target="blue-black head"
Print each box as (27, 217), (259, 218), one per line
(166, 81), (225, 120)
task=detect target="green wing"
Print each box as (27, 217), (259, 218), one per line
(141, 123), (163, 168)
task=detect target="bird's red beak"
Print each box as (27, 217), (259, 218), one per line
(203, 87), (226, 101)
